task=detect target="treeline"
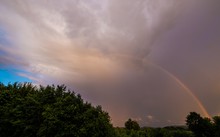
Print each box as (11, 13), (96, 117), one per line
(116, 113), (220, 137)
(115, 126), (194, 137)
(114, 118), (194, 137)
(0, 83), (219, 137)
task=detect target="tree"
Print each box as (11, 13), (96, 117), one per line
(125, 118), (140, 131)
(0, 83), (115, 137)
(213, 116), (220, 137)
(186, 112), (203, 136)
(186, 112), (214, 137)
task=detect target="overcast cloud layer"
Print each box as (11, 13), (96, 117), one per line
(0, 0), (220, 127)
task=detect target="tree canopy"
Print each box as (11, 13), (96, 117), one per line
(186, 112), (220, 137)
(125, 118), (140, 131)
(0, 83), (115, 137)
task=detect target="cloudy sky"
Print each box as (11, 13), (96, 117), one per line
(0, 0), (220, 127)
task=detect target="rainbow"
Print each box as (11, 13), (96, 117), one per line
(145, 61), (211, 118)
(117, 55), (210, 118)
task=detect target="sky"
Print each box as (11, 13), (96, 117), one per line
(0, 0), (220, 127)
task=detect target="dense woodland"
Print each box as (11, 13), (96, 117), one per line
(0, 83), (219, 137)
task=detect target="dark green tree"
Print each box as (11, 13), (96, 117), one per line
(213, 116), (220, 137)
(125, 118), (140, 131)
(186, 112), (214, 137)
(186, 112), (203, 136)
(0, 82), (115, 137)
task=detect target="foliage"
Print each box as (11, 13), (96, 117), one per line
(0, 83), (115, 137)
(115, 127), (194, 137)
(186, 112), (220, 137)
(213, 116), (220, 137)
(116, 120), (194, 137)
(125, 118), (140, 130)
(186, 112), (204, 137)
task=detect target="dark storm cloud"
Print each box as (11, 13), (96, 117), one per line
(0, 0), (220, 126)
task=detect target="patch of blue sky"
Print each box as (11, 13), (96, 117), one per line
(0, 68), (32, 85)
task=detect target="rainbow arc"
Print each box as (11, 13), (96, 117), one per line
(145, 61), (211, 118)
